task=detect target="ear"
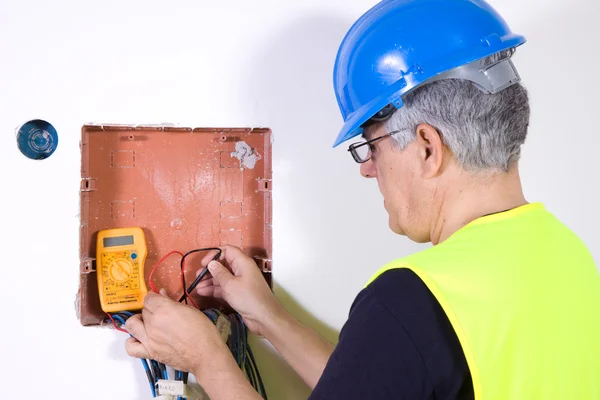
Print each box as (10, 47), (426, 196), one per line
(415, 124), (444, 178)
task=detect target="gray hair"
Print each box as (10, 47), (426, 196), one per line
(383, 51), (530, 172)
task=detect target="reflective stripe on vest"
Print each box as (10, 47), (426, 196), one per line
(366, 203), (600, 400)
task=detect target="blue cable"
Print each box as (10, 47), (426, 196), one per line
(239, 315), (247, 367)
(247, 344), (267, 398)
(142, 359), (157, 397)
(110, 314), (157, 397)
(175, 371), (182, 400)
(113, 310), (266, 399)
(235, 315), (243, 365)
(111, 314), (126, 325)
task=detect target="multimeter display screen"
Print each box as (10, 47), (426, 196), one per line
(103, 235), (134, 247)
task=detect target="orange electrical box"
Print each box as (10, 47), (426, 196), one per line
(77, 125), (272, 326)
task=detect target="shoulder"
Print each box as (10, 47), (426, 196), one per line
(356, 267), (454, 344)
(352, 267), (436, 320)
(312, 269), (437, 399)
(351, 267), (474, 400)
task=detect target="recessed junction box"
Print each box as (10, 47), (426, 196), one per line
(77, 124), (272, 326)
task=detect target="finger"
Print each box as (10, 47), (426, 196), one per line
(142, 307), (153, 327)
(125, 336), (151, 359)
(196, 285), (214, 297)
(125, 314), (149, 343)
(196, 285), (224, 299)
(144, 291), (171, 312)
(208, 260), (234, 289)
(211, 286), (224, 299)
(220, 245), (245, 262)
(200, 249), (220, 267)
(159, 288), (169, 297)
(196, 278), (214, 288)
(195, 266), (212, 279)
(220, 245), (255, 276)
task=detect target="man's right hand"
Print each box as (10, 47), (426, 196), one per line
(196, 245), (284, 336)
(197, 245), (335, 389)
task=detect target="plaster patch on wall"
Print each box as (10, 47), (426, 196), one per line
(230, 141), (261, 169)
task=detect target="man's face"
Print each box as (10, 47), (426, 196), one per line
(359, 123), (433, 242)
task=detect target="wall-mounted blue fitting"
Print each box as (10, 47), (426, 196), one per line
(16, 119), (58, 160)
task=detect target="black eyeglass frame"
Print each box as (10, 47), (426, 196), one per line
(347, 129), (404, 163)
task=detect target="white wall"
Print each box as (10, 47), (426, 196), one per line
(0, 0), (597, 399)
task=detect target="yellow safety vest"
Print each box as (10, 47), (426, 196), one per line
(366, 203), (600, 399)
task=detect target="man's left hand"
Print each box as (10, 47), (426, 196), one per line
(125, 289), (231, 375)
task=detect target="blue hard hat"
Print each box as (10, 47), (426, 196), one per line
(332, 0), (526, 147)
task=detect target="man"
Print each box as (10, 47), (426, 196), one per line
(125, 0), (600, 398)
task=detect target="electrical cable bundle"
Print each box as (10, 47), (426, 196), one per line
(106, 247), (268, 399)
(107, 312), (167, 398)
(203, 310), (267, 398)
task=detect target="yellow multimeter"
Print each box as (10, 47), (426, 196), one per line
(96, 227), (148, 313)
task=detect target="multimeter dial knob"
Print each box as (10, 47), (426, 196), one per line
(110, 258), (133, 282)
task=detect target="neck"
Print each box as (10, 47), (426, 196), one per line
(430, 166), (527, 245)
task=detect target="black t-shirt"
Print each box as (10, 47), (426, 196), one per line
(309, 268), (474, 400)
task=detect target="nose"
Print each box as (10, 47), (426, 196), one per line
(360, 159), (377, 178)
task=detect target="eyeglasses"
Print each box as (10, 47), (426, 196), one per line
(347, 130), (404, 163)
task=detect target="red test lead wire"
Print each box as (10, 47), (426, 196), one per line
(147, 249), (200, 308)
(148, 250), (184, 293)
(106, 313), (129, 334)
